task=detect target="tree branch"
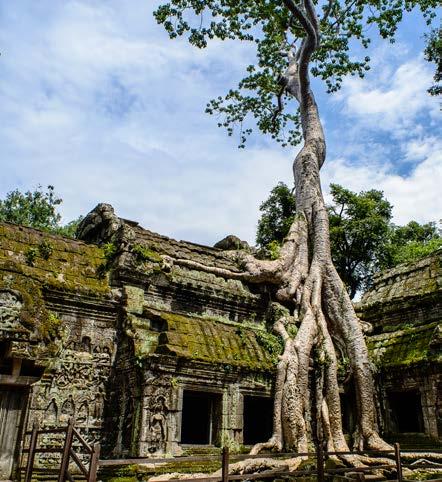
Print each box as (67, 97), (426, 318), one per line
(328, 0), (358, 30)
(321, 0), (335, 24)
(271, 77), (288, 125)
(282, 0), (316, 40)
(303, 0), (319, 39)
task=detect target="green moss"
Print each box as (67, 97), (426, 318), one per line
(99, 457), (221, 481)
(254, 328), (283, 363)
(132, 243), (163, 264)
(367, 322), (440, 368)
(99, 465), (140, 482)
(140, 310), (275, 371)
(103, 478), (137, 482)
(0, 222), (111, 343)
(407, 469), (442, 480)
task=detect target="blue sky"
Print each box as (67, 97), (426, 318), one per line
(0, 1), (440, 246)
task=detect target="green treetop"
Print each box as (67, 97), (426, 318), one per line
(0, 185), (82, 238)
(256, 182), (441, 297)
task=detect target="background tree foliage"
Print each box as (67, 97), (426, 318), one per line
(256, 182), (296, 254)
(155, 0), (438, 148)
(424, 25), (442, 96)
(328, 184), (393, 299)
(0, 185), (82, 238)
(385, 219), (442, 265)
(256, 182), (441, 297)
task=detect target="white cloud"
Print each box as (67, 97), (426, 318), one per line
(322, 136), (442, 225)
(337, 56), (439, 136)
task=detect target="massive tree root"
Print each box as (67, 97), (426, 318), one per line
(161, 0), (397, 473)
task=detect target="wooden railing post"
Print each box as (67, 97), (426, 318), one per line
(221, 446), (229, 482)
(394, 442), (403, 482)
(24, 422), (39, 482)
(88, 442), (101, 482)
(58, 418), (74, 482)
(316, 443), (325, 482)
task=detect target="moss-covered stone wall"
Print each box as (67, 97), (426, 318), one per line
(359, 251), (441, 332)
(2, 204), (440, 481)
(0, 221), (118, 478)
(360, 251), (442, 442)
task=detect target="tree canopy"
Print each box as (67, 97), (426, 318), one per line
(0, 185), (82, 238)
(155, 0), (438, 147)
(424, 26), (442, 96)
(256, 182), (441, 297)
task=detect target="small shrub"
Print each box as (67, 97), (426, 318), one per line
(97, 242), (118, 278)
(25, 247), (38, 266)
(38, 240), (53, 260)
(131, 244), (162, 264)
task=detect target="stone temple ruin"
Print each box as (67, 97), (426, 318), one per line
(0, 203), (441, 479)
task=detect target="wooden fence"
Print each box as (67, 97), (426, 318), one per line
(21, 420), (442, 482)
(21, 419), (100, 482)
(98, 445), (442, 482)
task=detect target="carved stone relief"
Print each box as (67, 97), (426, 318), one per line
(142, 373), (176, 454)
(0, 290), (23, 331)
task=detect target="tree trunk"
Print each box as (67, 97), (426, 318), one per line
(165, 0), (392, 458)
(246, 1), (392, 455)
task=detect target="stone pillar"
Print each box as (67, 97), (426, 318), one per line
(421, 375), (439, 439)
(166, 382), (182, 455)
(221, 384), (243, 447)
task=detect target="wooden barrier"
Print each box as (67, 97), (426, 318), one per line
(96, 444), (442, 481)
(221, 447), (229, 482)
(394, 442), (403, 482)
(22, 421), (442, 482)
(23, 422), (39, 482)
(21, 418), (100, 482)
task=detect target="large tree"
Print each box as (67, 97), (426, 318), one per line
(155, 0), (438, 457)
(257, 182), (394, 298)
(257, 182), (441, 298)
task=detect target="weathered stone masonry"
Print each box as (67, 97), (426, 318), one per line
(0, 203), (440, 479)
(0, 217), (117, 479)
(358, 254), (442, 445)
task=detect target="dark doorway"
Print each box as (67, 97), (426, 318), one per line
(388, 391), (424, 433)
(0, 387), (28, 480)
(181, 391), (221, 445)
(243, 396), (273, 445)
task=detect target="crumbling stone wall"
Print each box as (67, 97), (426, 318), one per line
(360, 250), (442, 444)
(1, 205), (441, 481)
(94, 205), (277, 457)
(0, 222), (119, 476)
